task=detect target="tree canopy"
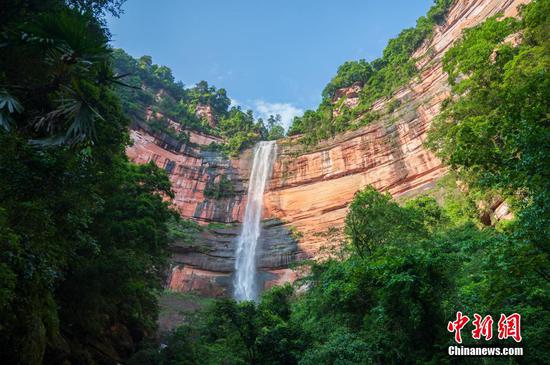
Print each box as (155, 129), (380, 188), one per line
(129, 2), (549, 364)
(112, 50), (285, 156)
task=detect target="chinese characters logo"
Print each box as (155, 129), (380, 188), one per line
(447, 312), (522, 343)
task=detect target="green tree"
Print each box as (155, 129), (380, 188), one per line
(289, 0), (454, 144)
(266, 114), (285, 140)
(428, 0), (550, 272)
(345, 187), (426, 256)
(322, 59), (373, 100)
(0, 2), (174, 363)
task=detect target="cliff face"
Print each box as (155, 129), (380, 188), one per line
(127, 119), (300, 296)
(167, 219), (299, 297)
(126, 0), (528, 296)
(264, 0), (528, 260)
(127, 126), (247, 223)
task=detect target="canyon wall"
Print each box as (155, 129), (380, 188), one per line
(264, 0), (528, 260)
(126, 121), (298, 296)
(127, 0), (529, 296)
(127, 123), (247, 223)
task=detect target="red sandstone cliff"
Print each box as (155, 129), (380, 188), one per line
(126, 0), (528, 295)
(127, 126), (248, 223)
(263, 0), (528, 263)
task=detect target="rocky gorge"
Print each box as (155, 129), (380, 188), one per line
(125, 0), (527, 298)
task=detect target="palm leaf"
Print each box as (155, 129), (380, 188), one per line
(0, 89), (24, 131)
(32, 86), (104, 146)
(0, 90), (23, 114)
(0, 111), (14, 131)
(63, 98), (103, 143)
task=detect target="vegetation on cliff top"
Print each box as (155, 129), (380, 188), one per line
(112, 50), (285, 156)
(288, 0), (453, 145)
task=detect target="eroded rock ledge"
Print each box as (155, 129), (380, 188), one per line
(168, 219), (300, 297)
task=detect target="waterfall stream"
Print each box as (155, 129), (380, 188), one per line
(233, 141), (277, 301)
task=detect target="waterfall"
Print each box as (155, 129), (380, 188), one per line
(233, 141), (277, 301)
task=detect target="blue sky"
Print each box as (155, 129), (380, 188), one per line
(107, 0), (434, 128)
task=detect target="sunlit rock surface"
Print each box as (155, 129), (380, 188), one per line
(127, 0), (529, 296)
(127, 126), (247, 223)
(264, 0), (528, 261)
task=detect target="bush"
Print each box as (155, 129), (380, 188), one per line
(203, 175), (236, 199)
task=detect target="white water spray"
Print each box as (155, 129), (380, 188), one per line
(233, 141), (277, 301)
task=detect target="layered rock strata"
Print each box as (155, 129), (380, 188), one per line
(127, 122), (247, 223)
(264, 0), (529, 260)
(126, 0), (529, 295)
(167, 219), (299, 297)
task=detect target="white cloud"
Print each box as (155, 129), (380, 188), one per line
(230, 98), (243, 108)
(252, 100), (304, 130)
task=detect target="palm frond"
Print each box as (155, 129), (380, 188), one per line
(23, 9), (111, 77)
(0, 89), (24, 131)
(0, 111), (14, 131)
(63, 97), (103, 143)
(0, 89), (23, 114)
(28, 135), (66, 147)
(33, 86), (104, 146)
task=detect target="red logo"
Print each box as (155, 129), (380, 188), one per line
(472, 314), (493, 340)
(498, 313), (522, 343)
(448, 312), (521, 343)
(447, 311), (470, 343)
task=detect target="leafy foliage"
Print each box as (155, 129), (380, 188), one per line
(148, 183), (549, 364)
(3, 1), (549, 364)
(130, 285), (305, 365)
(217, 107), (264, 156)
(167, 217), (203, 244)
(345, 187), (426, 256)
(128, 4), (549, 363)
(428, 0), (550, 274)
(265, 114), (286, 141)
(150, 180), (550, 364)
(112, 49), (221, 133)
(321, 60), (373, 100)
(203, 174), (236, 199)
(289, 0), (453, 145)
(113, 50), (282, 156)
(0, 2), (175, 364)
